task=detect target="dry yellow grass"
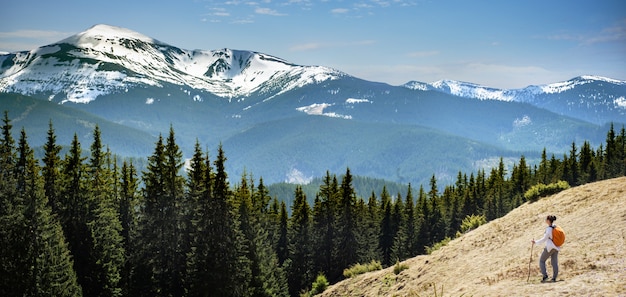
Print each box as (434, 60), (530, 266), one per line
(321, 177), (626, 297)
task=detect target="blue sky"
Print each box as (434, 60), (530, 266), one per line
(1, 0), (625, 88)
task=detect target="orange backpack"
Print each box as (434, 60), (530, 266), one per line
(551, 225), (565, 247)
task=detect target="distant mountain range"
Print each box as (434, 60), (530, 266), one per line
(404, 76), (626, 125)
(1, 24), (624, 185)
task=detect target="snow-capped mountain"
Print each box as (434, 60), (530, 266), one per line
(1, 24), (624, 185)
(404, 76), (626, 125)
(0, 24), (344, 103)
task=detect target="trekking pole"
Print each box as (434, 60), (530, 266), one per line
(527, 240), (534, 282)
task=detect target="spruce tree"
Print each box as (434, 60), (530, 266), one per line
(276, 200), (289, 265)
(119, 161), (138, 296)
(187, 144), (251, 296)
(19, 129), (83, 296)
(335, 168), (359, 278)
(288, 186), (314, 296)
(236, 174), (288, 297)
(390, 194), (408, 261)
(415, 185), (429, 254)
(403, 184), (418, 256)
(378, 186), (394, 265)
(42, 120), (63, 215)
(135, 128), (187, 296)
(59, 134), (93, 295)
(85, 126), (125, 297)
(356, 192), (380, 263)
(312, 171), (339, 280)
(0, 123), (30, 296)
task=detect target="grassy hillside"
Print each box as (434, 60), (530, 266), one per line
(321, 177), (626, 297)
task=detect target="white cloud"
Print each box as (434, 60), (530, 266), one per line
(331, 8), (350, 14)
(0, 29), (73, 52)
(407, 50), (439, 58)
(0, 29), (72, 40)
(255, 7), (287, 16)
(546, 19), (626, 45)
(289, 40), (375, 51)
(231, 18), (255, 24)
(290, 42), (323, 51)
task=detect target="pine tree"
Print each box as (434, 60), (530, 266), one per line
(605, 123), (619, 177)
(335, 168), (359, 278)
(236, 174), (288, 297)
(83, 126), (125, 297)
(390, 193), (408, 261)
(569, 142), (580, 186)
(164, 127), (188, 297)
(356, 192), (380, 263)
(119, 161), (138, 296)
(312, 171), (339, 279)
(135, 128), (188, 296)
(579, 141), (594, 184)
(378, 186), (394, 265)
(276, 200), (289, 265)
(0, 123), (31, 296)
(58, 133), (94, 295)
(19, 129), (83, 296)
(187, 144), (251, 297)
(403, 184), (418, 256)
(185, 141), (211, 297)
(288, 186), (314, 296)
(415, 185), (430, 254)
(42, 121), (63, 215)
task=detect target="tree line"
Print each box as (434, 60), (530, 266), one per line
(1, 110), (625, 296)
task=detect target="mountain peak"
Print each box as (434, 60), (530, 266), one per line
(58, 24), (165, 48)
(575, 75), (626, 85)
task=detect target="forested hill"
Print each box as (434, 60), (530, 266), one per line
(0, 111), (625, 296)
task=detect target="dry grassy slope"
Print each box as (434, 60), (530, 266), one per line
(322, 177), (626, 297)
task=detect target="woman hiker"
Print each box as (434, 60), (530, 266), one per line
(532, 215), (560, 282)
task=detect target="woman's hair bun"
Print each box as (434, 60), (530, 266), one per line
(547, 215), (557, 222)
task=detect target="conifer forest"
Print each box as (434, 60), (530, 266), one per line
(1, 111), (625, 297)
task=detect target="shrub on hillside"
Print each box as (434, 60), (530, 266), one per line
(524, 180), (570, 202)
(425, 237), (452, 255)
(310, 273), (329, 295)
(343, 260), (383, 278)
(456, 214), (487, 237)
(393, 260), (409, 275)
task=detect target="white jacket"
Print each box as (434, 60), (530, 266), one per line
(535, 225), (560, 252)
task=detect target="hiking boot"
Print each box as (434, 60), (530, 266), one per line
(541, 276), (549, 283)
(551, 278), (557, 282)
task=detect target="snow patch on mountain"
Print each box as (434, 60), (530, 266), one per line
(513, 115), (532, 128)
(285, 168), (313, 184)
(615, 97), (626, 109)
(296, 103), (352, 119)
(346, 98), (371, 104)
(541, 76), (626, 94)
(402, 81), (431, 91)
(580, 75), (626, 85)
(430, 80), (515, 101)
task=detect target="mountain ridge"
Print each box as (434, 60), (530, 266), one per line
(1, 24), (624, 185)
(404, 75), (626, 125)
(0, 24), (344, 103)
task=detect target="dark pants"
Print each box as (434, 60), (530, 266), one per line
(539, 248), (559, 280)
